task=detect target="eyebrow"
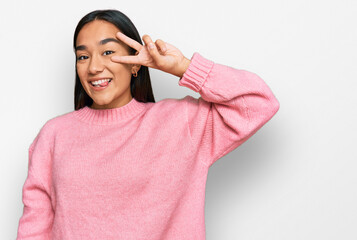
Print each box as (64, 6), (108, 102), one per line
(75, 38), (121, 51)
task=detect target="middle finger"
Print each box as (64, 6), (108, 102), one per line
(116, 31), (143, 51)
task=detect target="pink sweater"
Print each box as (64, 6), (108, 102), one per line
(17, 52), (279, 239)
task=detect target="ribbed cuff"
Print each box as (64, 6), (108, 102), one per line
(178, 52), (214, 92)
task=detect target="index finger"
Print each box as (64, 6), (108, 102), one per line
(116, 31), (142, 52)
(111, 55), (140, 65)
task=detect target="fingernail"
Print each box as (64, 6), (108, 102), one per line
(149, 43), (155, 49)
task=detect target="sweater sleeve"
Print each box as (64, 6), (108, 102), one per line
(178, 52), (280, 167)
(17, 124), (54, 240)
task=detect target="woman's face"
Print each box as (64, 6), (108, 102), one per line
(75, 20), (139, 109)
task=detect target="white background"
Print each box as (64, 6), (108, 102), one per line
(1, 0), (356, 239)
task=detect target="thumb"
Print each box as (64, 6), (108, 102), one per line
(142, 34), (164, 68)
(147, 42), (164, 67)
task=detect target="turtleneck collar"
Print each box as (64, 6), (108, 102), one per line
(73, 97), (146, 125)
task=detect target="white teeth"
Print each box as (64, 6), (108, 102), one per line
(91, 78), (111, 86)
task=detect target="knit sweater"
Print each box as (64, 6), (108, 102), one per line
(17, 52), (279, 240)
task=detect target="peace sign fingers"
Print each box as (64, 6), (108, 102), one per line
(110, 31), (189, 77)
(111, 31), (152, 66)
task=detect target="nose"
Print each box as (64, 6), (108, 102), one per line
(88, 55), (104, 74)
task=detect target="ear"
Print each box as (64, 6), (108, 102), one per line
(131, 64), (141, 74)
(131, 51), (141, 74)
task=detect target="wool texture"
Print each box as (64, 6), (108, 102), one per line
(17, 52), (280, 239)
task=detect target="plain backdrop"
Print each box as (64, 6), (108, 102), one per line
(1, 0), (356, 239)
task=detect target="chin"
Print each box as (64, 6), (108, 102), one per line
(92, 98), (113, 107)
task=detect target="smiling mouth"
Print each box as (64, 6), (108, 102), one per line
(90, 78), (112, 87)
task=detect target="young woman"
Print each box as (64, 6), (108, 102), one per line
(17, 9), (280, 240)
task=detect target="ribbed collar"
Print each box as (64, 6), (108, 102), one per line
(73, 97), (146, 125)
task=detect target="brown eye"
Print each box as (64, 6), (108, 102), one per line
(77, 55), (88, 61)
(103, 50), (114, 56)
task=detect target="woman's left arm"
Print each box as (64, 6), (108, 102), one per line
(178, 52), (280, 167)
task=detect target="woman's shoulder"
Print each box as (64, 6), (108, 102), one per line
(33, 109), (77, 137)
(128, 95), (197, 126)
(47, 109), (76, 126)
(145, 95), (196, 113)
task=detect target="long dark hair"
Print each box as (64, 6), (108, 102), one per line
(73, 9), (155, 110)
